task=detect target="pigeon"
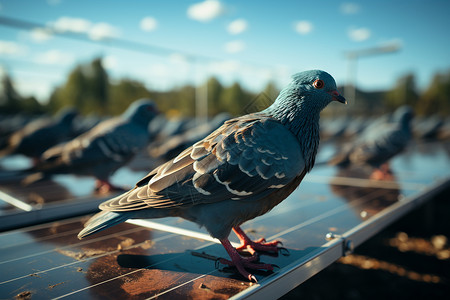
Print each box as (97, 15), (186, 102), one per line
(78, 70), (346, 281)
(0, 108), (78, 161)
(329, 105), (414, 180)
(24, 99), (159, 193)
(149, 113), (231, 160)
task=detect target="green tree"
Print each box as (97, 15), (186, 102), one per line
(206, 77), (223, 116)
(384, 73), (419, 110)
(86, 58), (109, 114)
(418, 71), (450, 116)
(219, 82), (247, 116)
(48, 58), (110, 115)
(0, 74), (21, 113)
(109, 79), (153, 115)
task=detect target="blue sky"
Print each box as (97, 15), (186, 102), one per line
(0, 0), (449, 103)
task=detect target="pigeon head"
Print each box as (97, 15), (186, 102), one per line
(56, 107), (78, 125)
(122, 99), (159, 126)
(262, 70), (345, 171)
(392, 105), (414, 127)
(264, 70), (345, 129)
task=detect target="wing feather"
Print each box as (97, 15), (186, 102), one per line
(100, 116), (305, 212)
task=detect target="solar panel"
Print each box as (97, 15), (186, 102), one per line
(0, 140), (449, 299)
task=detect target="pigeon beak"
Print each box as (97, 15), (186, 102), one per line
(329, 90), (347, 104)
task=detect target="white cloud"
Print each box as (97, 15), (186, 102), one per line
(30, 28), (53, 42)
(14, 79), (54, 103)
(88, 22), (120, 41)
(52, 16), (92, 33)
(34, 49), (74, 65)
(50, 17), (120, 41)
(140, 17), (158, 32)
(187, 0), (225, 22)
(208, 60), (240, 74)
(348, 27), (371, 41)
(227, 19), (248, 35)
(0, 40), (26, 55)
(224, 40), (245, 53)
(102, 55), (118, 70)
(294, 21), (313, 35)
(169, 53), (189, 65)
(340, 3), (360, 15)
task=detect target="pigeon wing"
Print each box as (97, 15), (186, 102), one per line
(100, 116), (306, 212)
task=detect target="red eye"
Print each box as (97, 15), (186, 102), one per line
(313, 79), (324, 89)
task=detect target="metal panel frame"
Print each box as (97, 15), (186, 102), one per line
(231, 177), (450, 300)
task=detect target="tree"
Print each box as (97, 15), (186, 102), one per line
(48, 58), (110, 115)
(384, 73), (419, 110)
(418, 71), (450, 116)
(86, 58), (109, 114)
(219, 82), (247, 116)
(206, 77), (223, 116)
(0, 74), (21, 113)
(109, 79), (153, 115)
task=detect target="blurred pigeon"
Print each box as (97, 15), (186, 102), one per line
(0, 108), (78, 161)
(24, 99), (159, 193)
(78, 70), (346, 281)
(149, 113), (231, 160)
(329, 105), (414, 180)
(413, 115), (444, 140)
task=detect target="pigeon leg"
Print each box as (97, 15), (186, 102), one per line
(370, 163), (394, 181)
(219, 238), (274, 282)
(232, 226), (282, 255)
(94, 180), (124, 194)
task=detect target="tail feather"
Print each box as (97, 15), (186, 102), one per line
(78, 211), (132, 239)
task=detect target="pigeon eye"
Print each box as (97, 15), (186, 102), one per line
(313, 79), (325, 89)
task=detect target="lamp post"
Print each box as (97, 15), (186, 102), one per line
(345, 42), (401, 106)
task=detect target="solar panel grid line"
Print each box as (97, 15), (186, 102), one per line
(51, 256), (218, 300)
(229, 237), (345, 300)
(230, 178), (450, 300)
(0, 228), (81, 250)
(145, 271), (216, 300)
(342, 177), (450, 248)
(266, 188), (387, 241)
(0, 226), (164, 270)
(0, 214), (89, 240)
(305, 174), (426, 190)
(62, 186), (387, 298)
(0, 231), (177, 285)
(0, 187), (344, 296)
(0, 190), (34, 211)
(39, 235), (221, 299)
(124, 185), (366, 249)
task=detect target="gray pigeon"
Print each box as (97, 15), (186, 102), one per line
(329, 105), (414, 179)
(78, 70), (346, 281)
(149, 113), (231, 160)
(25, 99), (158, 193)
(0, 108), (78, 161)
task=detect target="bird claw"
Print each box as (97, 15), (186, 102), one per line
(279, 247), (290, 256)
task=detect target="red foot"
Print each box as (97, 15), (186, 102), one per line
(219, 239), (274, 282)
(370, 163), (394, 181)
(94, 180), (123, 194)
(233, 227), (282, 255)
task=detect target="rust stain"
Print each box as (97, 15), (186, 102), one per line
(48, 282), (65, 289)
(56, 248), (110, 260)
(188, 275), (250, 300)
(140, 240), (154, 250)
(121, 269), (186, 296)
(15, 291), (32, 300)
(117, 238), (135, 250)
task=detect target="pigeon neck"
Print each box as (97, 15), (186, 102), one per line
(129, 114), (152, 128)
(264, 95), (321, 171)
